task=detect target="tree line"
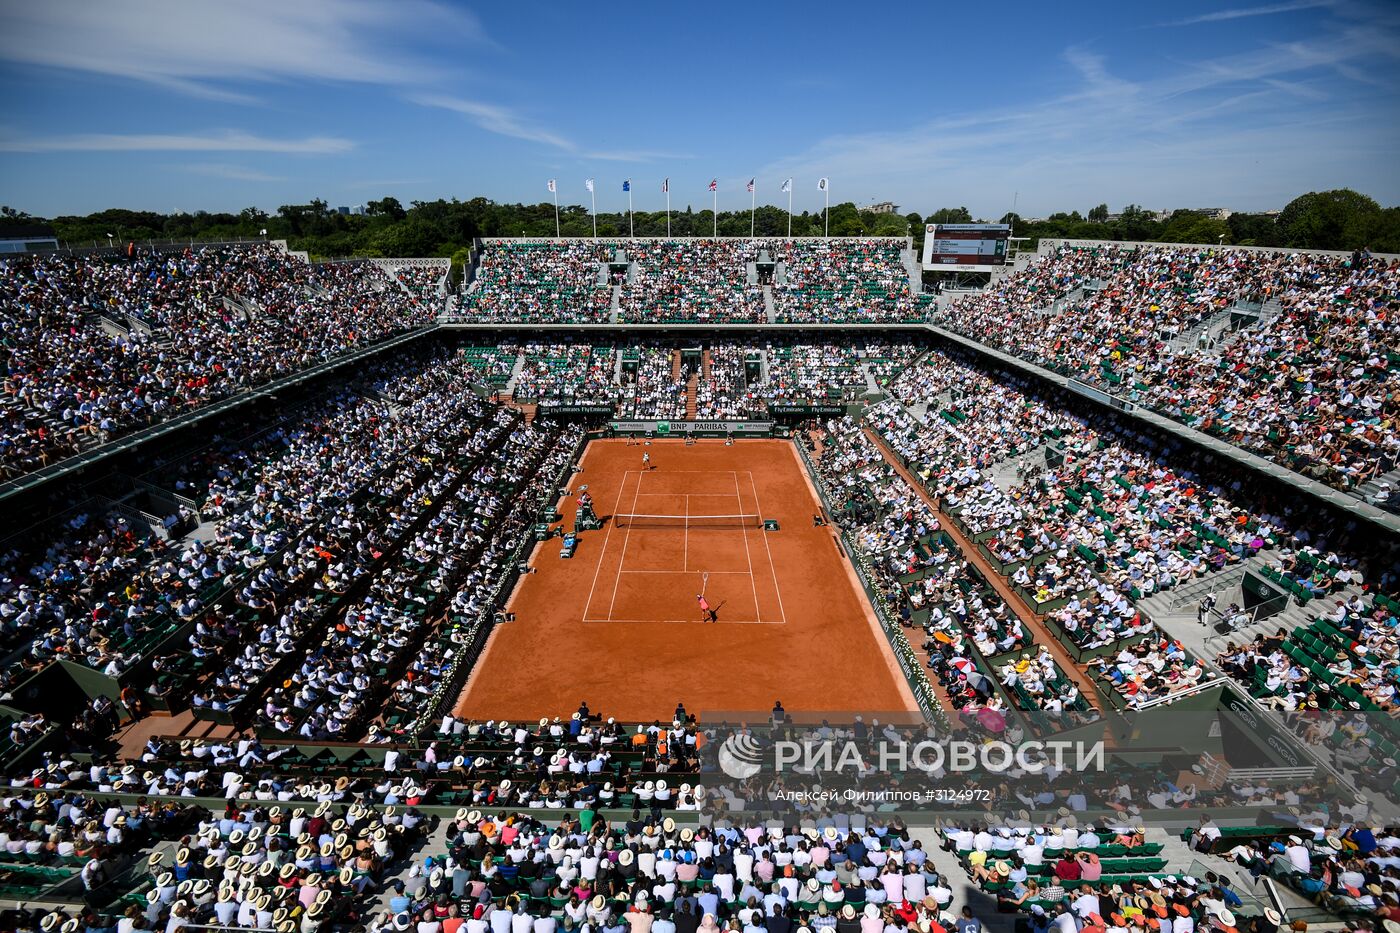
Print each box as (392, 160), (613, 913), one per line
(3, 188), (1395, 280)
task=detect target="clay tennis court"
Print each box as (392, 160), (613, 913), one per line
(455, 438), (917, 722)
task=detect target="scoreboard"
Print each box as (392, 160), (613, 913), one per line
(921, 223), (1011, 269)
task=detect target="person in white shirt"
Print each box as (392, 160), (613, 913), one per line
(1284, 838), (1311, 873)
(713, 869), (736, 901)
(1071, 890), (1099, 921)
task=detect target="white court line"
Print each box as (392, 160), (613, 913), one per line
(606, 467), (647, 620)
(619, 569), (750, 574)
(582, 617), (778, 625)
(733, 470), (762, 622)
(581, 468), (632, 622)
(684, 494), (689, 573)
(747, 469), (790, 624)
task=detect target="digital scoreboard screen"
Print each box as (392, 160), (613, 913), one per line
(921, 223), (1011, 267)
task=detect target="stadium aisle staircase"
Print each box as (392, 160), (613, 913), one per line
(686, 373), (698, 419)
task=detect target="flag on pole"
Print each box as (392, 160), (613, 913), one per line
(781, 178), (792, 193)
(817, 177), (828, 191)
(708, 179), (718, 192)
(547, 179), (556, 193)
(746, 178), (755, 193)
(622, 180), (631, 192)
(661, 177), (669, 193)
(585, 178), (594, 192)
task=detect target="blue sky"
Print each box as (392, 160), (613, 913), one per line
(1, 0), (1397, 219)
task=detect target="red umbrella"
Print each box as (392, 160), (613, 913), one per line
(977, 706), (1007, 733)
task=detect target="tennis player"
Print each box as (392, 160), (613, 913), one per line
(697, 593), (716, 623)
(642, 450), (652, 471)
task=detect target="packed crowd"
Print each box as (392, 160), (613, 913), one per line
(940, 812), (1400, 924)
(15, 789), (430, 933)
(1216, 591), (1398, 717)
(762, 346), (872, 404)
(619, 241), (764, 324)
(1202, 817), (1399, 917)
(383, 262), (449, 299)
(933, 244), (1400, 490)
(624, 349), (687, 420)
(696, 346), (765, 420)
(810, 415), (1090, 723)
(0, 245), (437, 480)
(252, 405), (517, 739)
(365, 811), (977, 933)
(1, 349), (488, 711)
(772, 240), (921, 324)
(514, 345), (619, 405)
(456, 243), (613, 323)
(376, 422), (586, 739)
(870, 347), (1332, 706)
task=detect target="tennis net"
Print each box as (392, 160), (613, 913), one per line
(613, 513), (762, 529)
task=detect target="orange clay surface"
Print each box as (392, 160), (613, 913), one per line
(454, 438), (917, 723)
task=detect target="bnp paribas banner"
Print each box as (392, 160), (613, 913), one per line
(609, 420), (774, 435)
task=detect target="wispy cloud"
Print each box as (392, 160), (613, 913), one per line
(0, 0), (484, 101)
(757, 21), (1400, 215)
(412, 94), (574, 150)
(0, 131), (355, 154)
(413, 94), (688, 162)
(181, 163), (286, 182)
(1162, 0), (1334, 27)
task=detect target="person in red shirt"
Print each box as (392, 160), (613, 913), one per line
(1054, 855), (1082, 881)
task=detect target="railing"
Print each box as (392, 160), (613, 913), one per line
(1131, 676), (1228, 709)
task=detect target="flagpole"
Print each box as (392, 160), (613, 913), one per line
(750, 184), (755, 239)
(824, 184), (830, 238)
(591, 187), (597, 239)
(666, 188), (671, 238)
(553, 188), (560, 238)
(628, 187), (634, 238)
(787, 185), (792, 238)
(712, 185), (717, 238)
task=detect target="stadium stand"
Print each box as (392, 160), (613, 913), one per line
(811, 415), (1093, 726)
(4, 236), (1399, 933)
(512, 344), (618, 405)
(618, 240), (765, 324)
(931, 244), (1400, 491)
(0, 245), (435, 481)
(772, 239), (923, 324)
(452, 242), (613, 323)
(623, 347), (686, 420)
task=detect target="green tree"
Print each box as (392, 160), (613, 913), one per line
(1275, 189), (1383, 250)
(926, 207), (973, 225)
(1088, 203), (1109, 223)
(1117, 205), (1156, 241)
(365, 197), (408, 221)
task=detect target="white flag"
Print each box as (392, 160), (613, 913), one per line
(585, 178), (594, 193)
(817, 177), (828, 191)
(661, 177), (669, 194)
(780, 178), (792, 193)
(547, 179), (556, 193)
